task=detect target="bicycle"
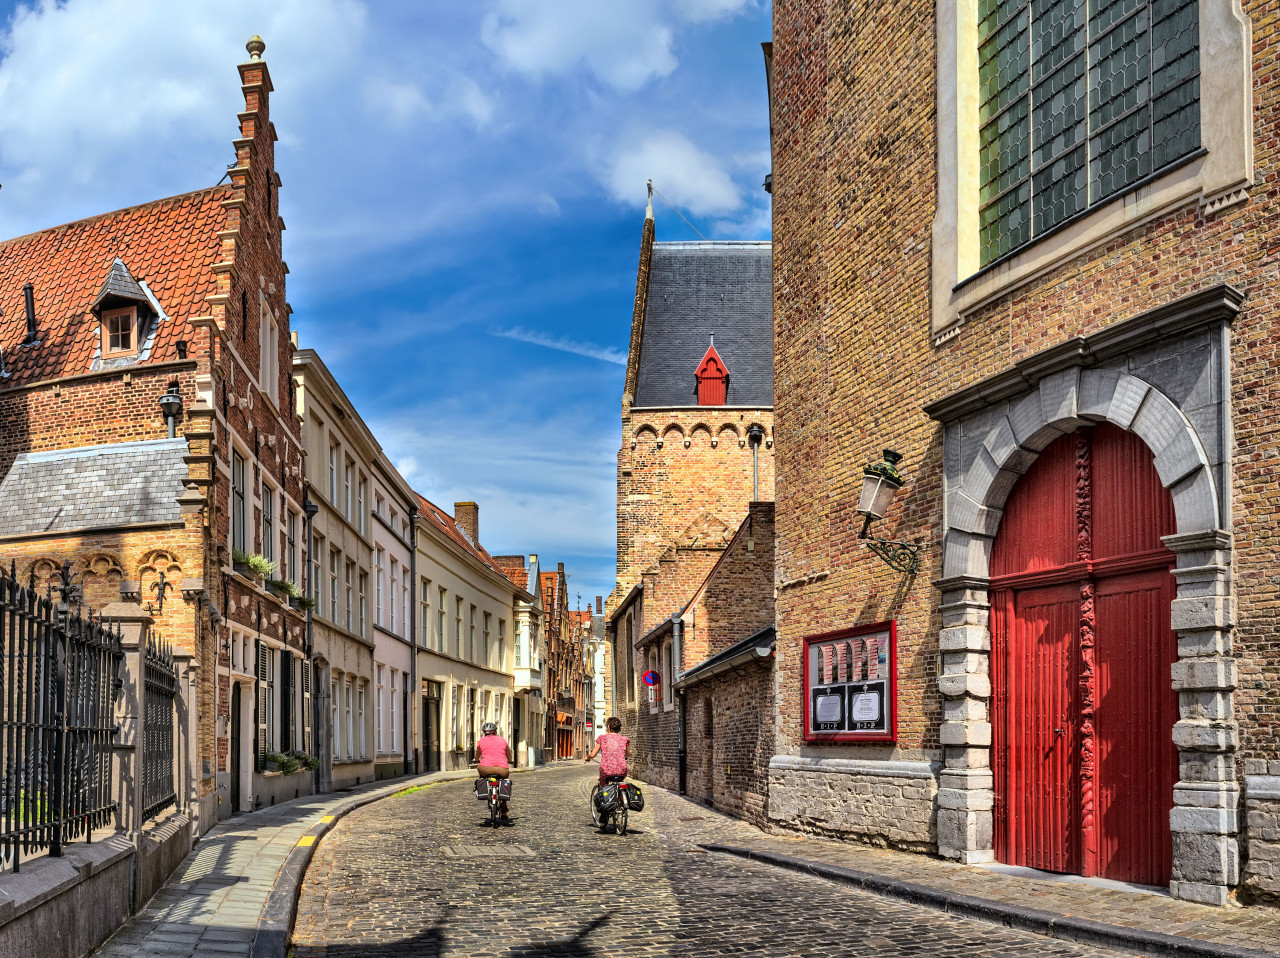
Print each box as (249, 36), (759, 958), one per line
(590, 774), (629, 835)
(475, 773), (512, 827)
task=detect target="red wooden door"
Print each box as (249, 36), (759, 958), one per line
(992, 584), (1080, 873)
(1094, 571), (1178, 885)
(990, 423), (1177, 883)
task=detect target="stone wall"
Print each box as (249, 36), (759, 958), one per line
(768, 757), (939, 851)
(1244, 766), (1280, 902)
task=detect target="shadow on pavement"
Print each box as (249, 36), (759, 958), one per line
(309, 908), (612, 958)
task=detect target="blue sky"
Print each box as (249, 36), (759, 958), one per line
(0, 0), (772, 604)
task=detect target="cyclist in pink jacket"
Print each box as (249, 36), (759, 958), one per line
(474, 722), (513, 818)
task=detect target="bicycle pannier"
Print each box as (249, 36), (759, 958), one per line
(594, 783), (620, 813)
(474, 778), (489, 800)
(624, 783), (645, 811)
(497, 778), (513, 801)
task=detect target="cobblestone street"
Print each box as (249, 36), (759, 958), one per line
(291, 765), (1125, 958)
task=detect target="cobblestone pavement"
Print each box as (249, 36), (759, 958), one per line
(292, 765), (1125, 957)
(91, 772), (472, 958)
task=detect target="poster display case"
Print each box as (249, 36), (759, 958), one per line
(802, 621), (897, 743)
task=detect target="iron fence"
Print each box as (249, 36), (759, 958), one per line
(0, 563), (124, 871)
(142, 636), (177, 822)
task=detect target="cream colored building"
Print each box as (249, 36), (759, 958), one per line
(293, 349), (380, 792)
(413, 499), (530, 772)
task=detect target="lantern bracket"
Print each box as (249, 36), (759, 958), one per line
(863, 535), (921, 574)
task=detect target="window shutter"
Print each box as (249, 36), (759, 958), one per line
(302, 659), (313, 755)
(257, 643), (269, 763)
(280, 652), (294, 753)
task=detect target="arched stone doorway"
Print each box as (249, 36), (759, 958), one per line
(989, 423), (1179, 885)
(926, 287), (1242, 906)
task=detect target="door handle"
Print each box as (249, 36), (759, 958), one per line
(1054, 728), (1064, 736)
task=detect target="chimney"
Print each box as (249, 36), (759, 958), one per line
(22, 282), (37, 345)
(558, 562), (564, 574)
(595, 596), (603, 614)
(454, 502), (479, 544)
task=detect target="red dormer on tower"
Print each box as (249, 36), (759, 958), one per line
(695, 338), (729, 405)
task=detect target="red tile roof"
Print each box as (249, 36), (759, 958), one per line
(418, 494), (524, 589)
(491, 555), (527, 588)
(0, 186), (230, 387)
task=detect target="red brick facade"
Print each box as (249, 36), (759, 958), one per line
(769, 0), (1273, 904)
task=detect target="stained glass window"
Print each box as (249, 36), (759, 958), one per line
(978, 0), (1199, 266)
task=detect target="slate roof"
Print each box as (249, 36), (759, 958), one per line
(0, 439), (188, 536)
(679, 625), (776, 684)
(0, 186), (230, 386)
(633, 242), (773, 408)
(93, 258), (151, 311)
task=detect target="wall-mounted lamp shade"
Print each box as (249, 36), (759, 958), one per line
(158, 388), (183, 421)
(857, 450), (905, 520)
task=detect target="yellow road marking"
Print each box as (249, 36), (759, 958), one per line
(297, 835), (317, 847)
(319, 815), (335, 823)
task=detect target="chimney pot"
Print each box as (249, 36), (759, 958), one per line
(453, 502), (479, 545)
(22, 282), (37, 344)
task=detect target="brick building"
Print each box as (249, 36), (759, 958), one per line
(767, 0), (1269, 905)
(0, 38), (304, 826)
(607, 203), (777, 818)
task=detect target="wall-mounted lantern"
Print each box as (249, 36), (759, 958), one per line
(857, 449), (921, 574)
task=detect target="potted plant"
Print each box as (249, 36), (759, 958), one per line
(266, 578), (299, 599)
(264, 751), (301, 775)
(232, 549), (253, 576)
(246, 554), (275, 579)
(290, 751), (320, 772)
(294, 595), (317, 612)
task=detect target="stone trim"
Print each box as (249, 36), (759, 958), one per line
(931, 1), (1253, 337)
(769, 756), (940, 781)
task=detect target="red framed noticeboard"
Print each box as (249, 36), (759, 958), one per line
(803, 621), (898, 743)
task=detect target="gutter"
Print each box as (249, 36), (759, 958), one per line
(674, 641), (774, 692)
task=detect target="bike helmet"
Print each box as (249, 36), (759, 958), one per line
(482, 722), (498, 735)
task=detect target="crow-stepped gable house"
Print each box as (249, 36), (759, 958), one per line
(0, 37), (304, 842)
(767, 0), (1271, 906)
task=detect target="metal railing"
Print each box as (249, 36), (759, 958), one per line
(0, 564), (124, 871)
(142, 636), (177, 822)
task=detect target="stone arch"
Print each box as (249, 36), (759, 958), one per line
(662, 423), (686, 440)
(934, 366), (1237, 904)
(78, 551), (125, 611)
(942, 369), (1219, 581)
(690, 422), (712, 443)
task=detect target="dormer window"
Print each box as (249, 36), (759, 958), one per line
(102, 306), (137, 358)
(695, 340), (730, 406)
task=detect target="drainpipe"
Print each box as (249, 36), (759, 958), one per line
(408, 511), (418, 774)
(303, 497), (320, 790)
(673, 612), (686, 794)
(748, 425), (764, 501)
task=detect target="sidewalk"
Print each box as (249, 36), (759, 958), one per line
(650, 790), (1280, 958)
(90, 766), (488, 958)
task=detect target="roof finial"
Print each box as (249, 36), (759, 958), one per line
(246, 35), (266, 60)
(645, 179), (653, 221)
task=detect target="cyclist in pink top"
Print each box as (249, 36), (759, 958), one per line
(473, 722), (513, 818)
(585, 717), (630, 785)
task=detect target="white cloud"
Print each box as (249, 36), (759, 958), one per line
(491, 327), (626, 365)
(480, 0), (753, 91)
(603, 129), (741, 217)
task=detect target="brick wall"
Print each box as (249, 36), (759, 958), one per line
(683, 665), (774, 827)
(686, 502), (775, 668)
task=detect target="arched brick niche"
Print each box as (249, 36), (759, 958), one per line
(925, 285), (1242, 905)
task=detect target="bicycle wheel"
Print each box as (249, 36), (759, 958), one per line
(590, 784), (602, 827)
(490, 797), (500, 828)
(616, 802), (628, 835)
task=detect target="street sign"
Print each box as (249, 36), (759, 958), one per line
(641, 670), (660, 686)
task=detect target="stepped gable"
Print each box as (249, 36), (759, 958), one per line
(0, 187), (231, 386)
(632, 241), (773, 409)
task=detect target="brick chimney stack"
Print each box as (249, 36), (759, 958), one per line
(595, 595), (603, 614)
(454, 502), (479, 544)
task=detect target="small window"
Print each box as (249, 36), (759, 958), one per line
(101, 306), (137, 358)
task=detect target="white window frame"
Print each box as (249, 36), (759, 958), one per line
(376, 664), (385, 753)
(390, 670), (399, 753)
(345, 560), (355, 633)
(375, 549), (385, 627)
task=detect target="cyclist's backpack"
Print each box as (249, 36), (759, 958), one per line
(595, 783), (621, 813)
(623, 783), (645, 811)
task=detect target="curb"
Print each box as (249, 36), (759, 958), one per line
(250, 764), (545, 958)
(699, 844), (1278, 958)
